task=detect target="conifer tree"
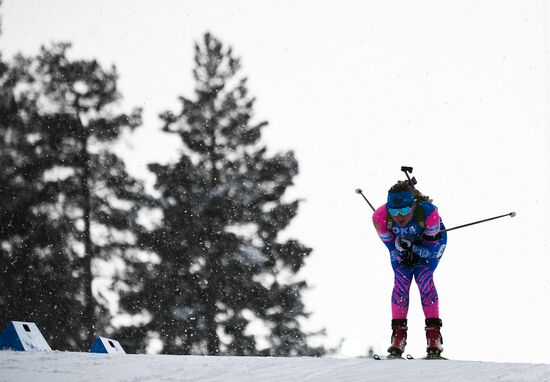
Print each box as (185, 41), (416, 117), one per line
(0, 42), (149, 349)
(0, 40), (86, 348)
(117, 33), (325, 356)
(0, 5), (83, 349)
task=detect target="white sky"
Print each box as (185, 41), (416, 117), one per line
(1, 0), (549, 363)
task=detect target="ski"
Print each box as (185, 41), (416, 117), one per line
(373, 354), (406, 360)
(374, 353), (448, 360)
(423, 354), (448, 360)
(405, 354), (448, 360)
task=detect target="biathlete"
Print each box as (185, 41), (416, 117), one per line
(372, 180), (447, 359)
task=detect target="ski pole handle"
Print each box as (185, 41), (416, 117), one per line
(355, 188), (376, 212)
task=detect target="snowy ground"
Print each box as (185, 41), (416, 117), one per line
(1, 351), (550, 382)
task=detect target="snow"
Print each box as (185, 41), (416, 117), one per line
(1, 351), (549, 382)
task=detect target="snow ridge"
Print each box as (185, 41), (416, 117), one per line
(1, 351), (549, 382)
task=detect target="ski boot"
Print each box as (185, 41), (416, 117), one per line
(425, 318), (445, 359)
(387, 319), (408, 358)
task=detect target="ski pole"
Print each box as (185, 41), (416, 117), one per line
(443, 212), (516, 233)
(355, 188), (375, 212)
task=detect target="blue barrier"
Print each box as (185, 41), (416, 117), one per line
(89, 336), (126, 354)
(0, 321), (52, 351)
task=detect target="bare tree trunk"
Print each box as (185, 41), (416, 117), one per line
(204, 128), (220, 356)
(78, 112), (95, 349)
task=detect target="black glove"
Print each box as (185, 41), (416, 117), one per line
(400, 250), (420, 267)
(395, 236), (412, 252)
(395, 236), (420, 267)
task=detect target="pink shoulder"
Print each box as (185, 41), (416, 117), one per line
(424, 208), (441, 236)
(425, 207), (440, 227)
(372, 205), (389, 233)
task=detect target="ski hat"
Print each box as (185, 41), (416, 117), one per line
(387, 190), (415, 209)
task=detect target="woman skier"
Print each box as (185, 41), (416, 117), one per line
(372, 180), (447, 359)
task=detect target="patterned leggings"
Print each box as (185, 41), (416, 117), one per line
(391, 258), (440, 319)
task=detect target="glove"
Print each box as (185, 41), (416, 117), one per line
(395, 236), (419, 267)
(395, 236), (412, 252)
(400, 250), (420, 267)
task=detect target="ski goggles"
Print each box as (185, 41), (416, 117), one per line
(387, 205), (413, 216)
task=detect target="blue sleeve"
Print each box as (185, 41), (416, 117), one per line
(413, 235), (447, 259)
(412, 202), (448, 259)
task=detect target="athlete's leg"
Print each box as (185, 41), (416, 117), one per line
(413, 258), (439, 318)
(391, 261), (414, 319)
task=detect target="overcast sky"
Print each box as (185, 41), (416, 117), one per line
(1, 0), (549, 363)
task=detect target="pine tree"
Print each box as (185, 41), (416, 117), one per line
(0, 42), (150, 349)
(0, 8), (84, 348)
(0, 46), (87, 349)
(117, 33), (325, 356)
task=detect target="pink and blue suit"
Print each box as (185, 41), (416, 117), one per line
(372, 201), (447, 319)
